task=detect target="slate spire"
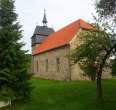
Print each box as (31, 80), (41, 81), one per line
(42, 9), (47, 26)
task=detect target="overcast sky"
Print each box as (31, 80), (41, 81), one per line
(15, 0), (96, 53)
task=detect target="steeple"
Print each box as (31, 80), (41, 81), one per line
(31, 9), (54, 49)
(42, 9), (47, 27)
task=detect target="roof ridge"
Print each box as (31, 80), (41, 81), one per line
(35, 19), (81, 45)
(32, 19), (92, 55)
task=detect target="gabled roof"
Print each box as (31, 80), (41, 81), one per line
(32, 19), (92, 56)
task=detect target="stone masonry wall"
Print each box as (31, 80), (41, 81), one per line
(32, 45), (71, 81)
(69, 30), (90, 80)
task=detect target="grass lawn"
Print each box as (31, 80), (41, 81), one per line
(1, 78), (116, 110)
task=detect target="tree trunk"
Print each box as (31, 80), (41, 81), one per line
(96, 72), (103, 103)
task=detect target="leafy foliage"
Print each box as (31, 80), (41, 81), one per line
(96, 0), (116, 17)
(70, 29), (112, 77)
(95, 0), (116, 75)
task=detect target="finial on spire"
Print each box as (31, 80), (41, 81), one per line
(42, 8), (47, 26)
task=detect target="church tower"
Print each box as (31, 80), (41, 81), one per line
(31, 9), (55, 50)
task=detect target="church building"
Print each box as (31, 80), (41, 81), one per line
(31, 11), (112, 81)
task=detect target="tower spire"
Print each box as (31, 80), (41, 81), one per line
(42, 9), (47, 26)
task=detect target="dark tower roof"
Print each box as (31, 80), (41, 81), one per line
(42, 9), (47, 26)
(33, 26), (54, 36)
(31, 9), (55, 47)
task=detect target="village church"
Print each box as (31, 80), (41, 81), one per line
(31, 11), (112, 81)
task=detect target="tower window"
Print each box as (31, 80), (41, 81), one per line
(56, 58), (60, 72)
(45, 59), (48, 72)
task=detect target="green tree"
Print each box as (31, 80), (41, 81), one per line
(69, 28), (114, 102)
(96, 0), (116, 75)
(70, 0), (116, 102)
(0, 0), (32, 104)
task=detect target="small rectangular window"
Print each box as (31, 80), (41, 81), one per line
(45, 59), (48, 72)
(56, 58), (60, 72)
(36, 61), (38, 72)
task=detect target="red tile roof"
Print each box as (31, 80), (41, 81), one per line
(32, 19), (92, 56)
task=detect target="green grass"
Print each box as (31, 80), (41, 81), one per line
(1, 78), (116, 110)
